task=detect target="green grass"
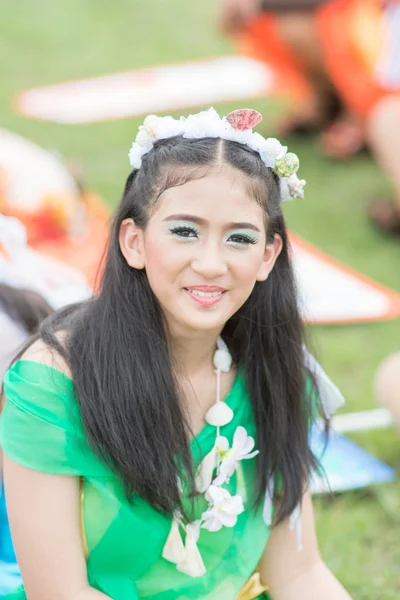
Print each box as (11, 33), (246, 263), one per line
(1, 0), (400, 596)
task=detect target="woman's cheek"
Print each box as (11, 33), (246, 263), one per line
(145, 237), (179, 270)
(233, 252), (265, 282)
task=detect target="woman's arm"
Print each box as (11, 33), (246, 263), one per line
(3, 456), (112, 600)
(258, 491), (352, 600)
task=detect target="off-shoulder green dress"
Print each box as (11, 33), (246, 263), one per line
(0, 360), (272, 600)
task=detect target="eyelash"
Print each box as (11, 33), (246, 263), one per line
(169, 226), (258, 245)
(169, 226), (199, 238)
(228, 233), (258, 245)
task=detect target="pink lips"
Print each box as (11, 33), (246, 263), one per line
(184, 286), (226, 308)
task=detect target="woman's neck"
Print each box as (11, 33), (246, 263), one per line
(167, 327), (222, 378)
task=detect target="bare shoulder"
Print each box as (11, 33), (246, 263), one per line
(21, 333), (72, 379)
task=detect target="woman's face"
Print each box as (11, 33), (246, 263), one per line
(120, 166), (282, 336)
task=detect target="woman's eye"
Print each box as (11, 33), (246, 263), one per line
(169, 226), (198, 238)
(228, 233), (258, 245)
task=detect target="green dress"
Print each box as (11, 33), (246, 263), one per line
(0, 360), (272, 600)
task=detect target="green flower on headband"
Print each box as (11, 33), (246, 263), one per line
(273, 152), (300, 178)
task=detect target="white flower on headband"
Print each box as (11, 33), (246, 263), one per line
(129, 114), (186, 168)
(247, 131), (268, 154)
(136, 128), (154, 148)
(128, 107), (305, 200)
(183, 108), (225, 139)
(221, 121), (254, 145)
(259, 138), (287, 168)
(280, 174), (306, 202)
(144, 115), (185, 140)
(288, 175), (306, 199)
(128, 142), (152, 170)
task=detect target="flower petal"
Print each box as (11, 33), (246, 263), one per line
(156, 115), (185, 139)
(260, 138), (287, 167)
(220, 459), (237, 478)
(232, 426), (247, 449)
(162, 516), (186, 564)
(182, 108), (224, 139)
(195, 446), (218, 493)
(247, 131), (266, 154)
(136, 126), (155, 147)
(215, 436), (229, 452)
(241, 450), (259, 460)
(128, 142), (153, 169)
(219, 511), (238, 528)
(213, 460), (236, 486)
(287, 174), (306, 200)
(176, 522), (206, 577)
(205, 484), (229, 505)
(201, 510), (223, 532)
(239, 438), (256, 457)
(233, 426), (256, 457)
(212, 471), (228, 486)
(225, 494), (245, 515)
(279, 177), (291, 202)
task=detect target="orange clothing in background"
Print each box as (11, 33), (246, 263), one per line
(237, 0), (400, 118)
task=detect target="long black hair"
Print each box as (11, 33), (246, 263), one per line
(33, 136), (319, 523)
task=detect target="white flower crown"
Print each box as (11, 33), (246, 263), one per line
(128, 107), (306, 201)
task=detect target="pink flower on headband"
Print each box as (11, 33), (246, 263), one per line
(226, 109), (263, 131)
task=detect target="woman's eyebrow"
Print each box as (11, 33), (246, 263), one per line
(227, 222), (261, 232)
(163, 214), (205, 225)
(163, 214), (261, 232)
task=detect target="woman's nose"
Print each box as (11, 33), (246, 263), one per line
(191, 242), (228, 278)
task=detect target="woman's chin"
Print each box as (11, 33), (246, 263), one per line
(170, 309), (230, 333)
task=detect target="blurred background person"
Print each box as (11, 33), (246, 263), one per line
(0, 285), (52, 382)
(219, 0), (400, 235)
(374, 352), (400, 432)
(0, 284), (52, 575)
(0, 211), (84, 580)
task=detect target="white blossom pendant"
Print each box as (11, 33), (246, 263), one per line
(205, 402), (234, 427)
(162, 515), (186, 564)
(176, 521), (206, 578)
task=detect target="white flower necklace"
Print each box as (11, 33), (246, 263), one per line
(161, 336), (259, 577)
(160, 337), (346, 576)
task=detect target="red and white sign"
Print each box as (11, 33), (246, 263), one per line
(15, 56), (274, 124)
(291, 234), (400, 324)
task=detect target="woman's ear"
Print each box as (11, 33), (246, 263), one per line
(119, 218), (146, 269)
(256, 234), (283, 282)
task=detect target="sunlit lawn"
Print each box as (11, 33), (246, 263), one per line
(1, 1), (400, 597)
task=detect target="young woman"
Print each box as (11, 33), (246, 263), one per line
(0, 108), (351, 600)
